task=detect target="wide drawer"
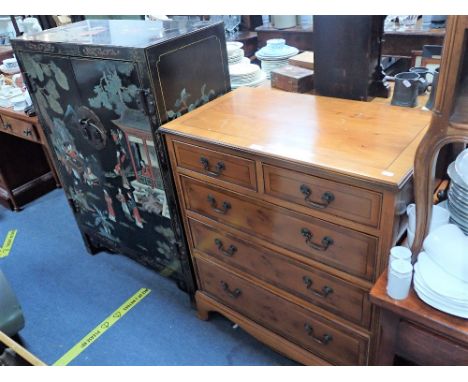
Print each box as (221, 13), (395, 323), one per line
(263, 164), (382, 227)
(182, 177), (378, 280)
(172, 140), (257, 190)
(196, 255), (370, 365)
(396, 321), (468, 366)
(189, 218), (371, 328)
(0, 114), (39, 143)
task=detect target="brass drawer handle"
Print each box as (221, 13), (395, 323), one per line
(304, 323), (333, 345)
(220, 281), (241, 298)
(301, 228), (334, 251)
(214, 238), (237, 257)
(23, 128), (33, 137)
(302, 276), (334, 298)
(299, 184), (335, 209)
(207, 194), (231, 214)
(200, 156), (225, 177)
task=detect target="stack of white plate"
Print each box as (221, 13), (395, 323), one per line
(255, 38), (299, 79)
(227, 41), (245, 65)
(447, 149), (468, 234)
(229, 63), (266, 89)
(414, 252), (468, 318)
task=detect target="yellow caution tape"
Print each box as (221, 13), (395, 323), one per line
(53, 287), (151, 366)
(0, 230), (17, 258)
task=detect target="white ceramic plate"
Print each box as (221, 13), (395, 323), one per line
(231, 70), (267, 89)
(226, 41), (243, 49)
(0, 64), (20, 75)
(448, 162), (468, 192)
(455, 148), (468, 187)
(414, 273), (468, 307)
(228, 57), (251, 66)
(414, 281), (468, 318)
(415, 253), (468, 301)
(256, 45), (299, 59)
(229, 63), (260, 76)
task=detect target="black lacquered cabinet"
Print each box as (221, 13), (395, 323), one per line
(11, 19), (230, 294)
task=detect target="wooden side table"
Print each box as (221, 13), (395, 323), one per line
(0, 106), (60, 210)
(370, 271), (468, 365)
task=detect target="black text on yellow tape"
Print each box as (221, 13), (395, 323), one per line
(53, 287), (151, 366)
(0, 230), (17, 258)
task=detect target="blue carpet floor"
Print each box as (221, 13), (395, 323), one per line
(0, 189), (297, 366)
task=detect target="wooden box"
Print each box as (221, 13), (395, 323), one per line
(12, 19), (230, 295)
(270, 64), (314, 93)
(288, 51), (314, 70)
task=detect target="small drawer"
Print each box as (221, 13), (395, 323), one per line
(196, 256), (370, 365)
(182, 177), (378, 280)
(0, 115), (39, 143)
(263, 164), (382, 227)
(173, 140), (257, 190)
(189, 218), (372, 328)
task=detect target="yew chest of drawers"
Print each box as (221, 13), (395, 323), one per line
(161, 87), (431, 365)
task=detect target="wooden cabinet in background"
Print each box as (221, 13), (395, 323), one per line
(0, 107), (60, 211)
(161, 87), (431, 365)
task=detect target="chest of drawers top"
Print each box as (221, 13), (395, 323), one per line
(160, 87), (431, 189)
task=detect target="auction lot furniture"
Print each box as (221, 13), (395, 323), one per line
(12, 19), (230, 293)
(0, 106), (59, 210)
(162, 87), (431, 365)
(370, 270), (468, 365)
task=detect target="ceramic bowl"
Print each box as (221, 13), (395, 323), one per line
(0, 86), (22, 107)
(406, 203), (450, 233)
(415, 252), (468, 301)
(455, 148), (468, 187)
(3, 58), (18, 71)
(10, 94), (27, 111)
(423, 223), (468, 283)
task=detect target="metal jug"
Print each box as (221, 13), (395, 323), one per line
(409, 66), (433, 94)
(391, 72), (422, 108)
(425, 67), (440, 110)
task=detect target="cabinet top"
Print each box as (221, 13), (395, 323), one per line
(14, 19), (220, 48)
(161, 87), (432, 188)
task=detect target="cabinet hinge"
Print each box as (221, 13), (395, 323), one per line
(68, 198), (80, 214)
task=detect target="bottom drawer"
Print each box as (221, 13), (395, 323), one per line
(196, 255), (369, 365)
(396, 321), (468, 365)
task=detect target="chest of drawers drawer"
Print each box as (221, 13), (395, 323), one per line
(172, 140), (257, 190)
(195, 255), (370, 365)
(182, 176), (379, 280)
(0, 114), (39, 143)
(263, 164), (382, 228)
(189, 218), (372, 328)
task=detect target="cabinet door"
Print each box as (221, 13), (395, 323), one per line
(18, 52), (181, 277)
(146, 22), (230, 124)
